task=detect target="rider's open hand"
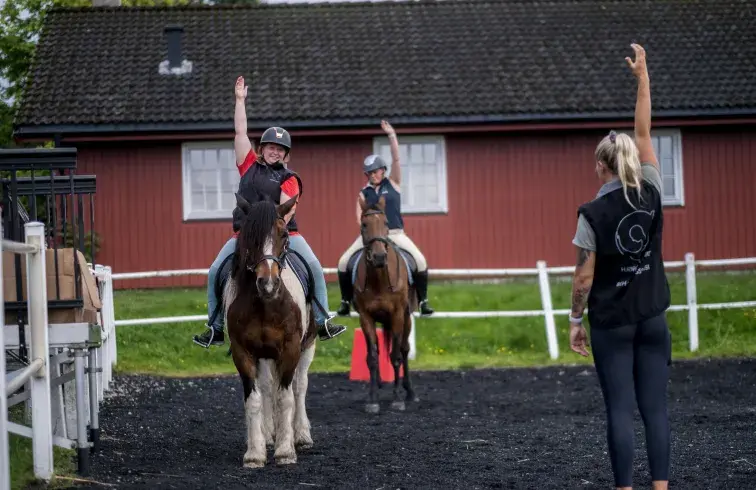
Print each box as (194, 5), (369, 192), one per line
(235, 76), (248, 100)
(569, 324), (590, 357)
(381, 119), (395, 137)
(625, 43), (648, 79)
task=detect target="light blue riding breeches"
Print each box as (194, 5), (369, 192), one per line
(206, 234), (330, 330)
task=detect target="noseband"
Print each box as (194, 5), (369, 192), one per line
(247, 217), (289, 273)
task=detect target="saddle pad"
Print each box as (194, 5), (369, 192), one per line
(349, 248), (414, 286)
(286, 252), (312, 302)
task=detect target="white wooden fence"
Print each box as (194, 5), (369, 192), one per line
(107, 253), (756, 362)
(1, 222), (54, 489)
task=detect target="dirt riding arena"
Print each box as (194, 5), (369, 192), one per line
(70, 357), (755, 489)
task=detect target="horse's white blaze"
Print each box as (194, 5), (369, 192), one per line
(262, 237), (276, 294)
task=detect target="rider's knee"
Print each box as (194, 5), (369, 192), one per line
(413, 252), (428, 271)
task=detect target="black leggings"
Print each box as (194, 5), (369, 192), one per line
(590, 313), (672, 487)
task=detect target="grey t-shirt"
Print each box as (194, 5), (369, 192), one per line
(572, 164), (663, 251)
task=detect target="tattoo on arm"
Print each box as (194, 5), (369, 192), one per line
(571, 285), (590, 316)
(571, 247), (594, 316)
(576, 247), (591, 267)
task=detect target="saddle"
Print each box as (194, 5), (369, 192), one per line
(346, 247), (416, 288)
(214, 250), (313, 309)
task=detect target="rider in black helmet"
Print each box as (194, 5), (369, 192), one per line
(193, 75), (347, 348)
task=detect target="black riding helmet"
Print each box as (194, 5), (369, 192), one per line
(259, 126), (291, 155)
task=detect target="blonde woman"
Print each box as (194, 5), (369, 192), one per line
(335, 120), (434, 317)
(569, 44), (671, 490)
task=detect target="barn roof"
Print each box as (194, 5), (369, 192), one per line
(13, 0), (756, 138)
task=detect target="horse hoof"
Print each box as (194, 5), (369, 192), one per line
(243, 458), (266, 469)
(295, 435), (313, 450)
(275, 454), (297, 465)
(365, 403), (380, 414)
(391, 401), (406, 411)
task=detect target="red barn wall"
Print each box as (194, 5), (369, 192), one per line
(73, 126), (756, 289)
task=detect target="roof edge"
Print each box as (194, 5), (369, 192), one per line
(13, 108), (756, 141)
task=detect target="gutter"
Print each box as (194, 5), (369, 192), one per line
(13, 108), (756, 140)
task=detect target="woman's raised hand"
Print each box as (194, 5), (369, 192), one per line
(625, 43), (648, 79)
(235, 76), (248, 100)
(381, 119), (396, 137)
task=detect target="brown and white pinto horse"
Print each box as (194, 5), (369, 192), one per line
(352, 195), (419, 414)
(223, 192), (317, 468)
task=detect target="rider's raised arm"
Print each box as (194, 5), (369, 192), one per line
(234, 76), (254, 166)
(382, 120), (401, 188)
(627, 45), (657, 168)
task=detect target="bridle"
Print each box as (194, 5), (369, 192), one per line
(361, 208), (401, 291)
(247, 216), (290, 274)
(361, 209), (392, 249)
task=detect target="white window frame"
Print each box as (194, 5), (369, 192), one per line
(372, 135), (449, 214)
(617, 128), (684, 206)
(181, 141), (240, 221)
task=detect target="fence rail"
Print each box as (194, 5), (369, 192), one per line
(106, 253), (756, 362)
(1, 222), (54, 490)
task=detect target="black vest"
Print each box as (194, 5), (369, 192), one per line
(577, 180), (670, 329)
(233, 161), (303, 233)
(361, 178), (403, 230)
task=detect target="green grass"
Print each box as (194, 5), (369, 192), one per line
(111, 271), (756, 376)
(8, 405), (76, 490)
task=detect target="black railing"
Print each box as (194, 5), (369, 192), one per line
(0, 147), (98, 361)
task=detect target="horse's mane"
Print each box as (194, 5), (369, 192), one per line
(236, 196), (279, 265)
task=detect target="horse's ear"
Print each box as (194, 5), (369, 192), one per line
(277, 193), (298, 217)
(359, 196), (368, 213)
(235, 193), (252, 215)
(377, 195), (386, 211)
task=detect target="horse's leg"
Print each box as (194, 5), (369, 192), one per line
(273, 345), (300, 465)
(389, 310), (406, 411)
(231, 346), (266, 468)
(258, 360), (275, 448)
(401, 306), (419, 403)
(293, 343), (315, 449)
(360, 315), (381, 414)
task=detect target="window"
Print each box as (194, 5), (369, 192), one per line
(181, 142), (240, 220)
(617, 129), (684, 206)
(372, 135), (448, 214)
(650, 129), (684, 206)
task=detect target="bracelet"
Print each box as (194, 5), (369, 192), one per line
(568, 315), (583, 325)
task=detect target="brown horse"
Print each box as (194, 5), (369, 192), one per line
(352, 195), (419, 414)
(223, 192), (317, 468)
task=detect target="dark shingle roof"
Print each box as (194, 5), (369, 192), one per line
(14, 0), (756, 135)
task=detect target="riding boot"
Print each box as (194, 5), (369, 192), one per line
(413, 270), (434, 316)
(336, 270), (353, 316)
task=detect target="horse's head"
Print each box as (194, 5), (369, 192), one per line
(234, 192), (298, 299)
(359, 195), (390, 268)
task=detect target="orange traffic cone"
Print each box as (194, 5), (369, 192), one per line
(349, 327), (404, 382)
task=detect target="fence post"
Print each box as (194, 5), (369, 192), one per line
(685, 253), (699, 352)
(1, 224), (11, 490)
(26, 222), (54, 480)
(537, 261), (559, 360)
(408, 315), (416, 360)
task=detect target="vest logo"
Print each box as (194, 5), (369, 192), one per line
(614, 209), (655, 262)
